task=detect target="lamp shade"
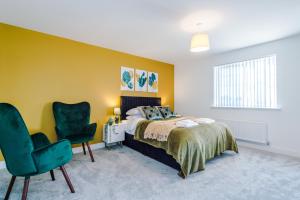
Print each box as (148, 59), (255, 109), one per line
(190, 33), (210, 52)
(114, 107), (121, 115)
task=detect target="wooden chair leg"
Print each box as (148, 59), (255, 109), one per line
(86, 142), (95, 162)
(21, 177), (30, 200)
(60, 166), (75, 193)
(50, 170), (55, 181)
(82, 143), (86, 155)
(4, 176), (16, 200)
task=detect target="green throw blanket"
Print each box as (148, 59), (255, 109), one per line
(134, 120), (238, 177)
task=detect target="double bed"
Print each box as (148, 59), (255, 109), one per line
(121, 96), (238, 178)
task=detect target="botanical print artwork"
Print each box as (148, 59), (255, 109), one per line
(135, 69), (147, 92)
(121, 66), (134, 91)
(148, 72), (158, 93)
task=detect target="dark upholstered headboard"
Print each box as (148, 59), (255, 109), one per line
(120, 96), (161, 120)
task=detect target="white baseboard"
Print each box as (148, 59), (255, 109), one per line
(0, 161), (6, 170)
(0, 142), (105, 170)
(237, 141), (300, 159)
(72, 142), (105, 154)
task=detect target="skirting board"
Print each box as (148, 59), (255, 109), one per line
(0, 142), (105, 170)
(0, 161), (5, 170)
(237, 141), (300, 160)
(72, 142), (105, 154)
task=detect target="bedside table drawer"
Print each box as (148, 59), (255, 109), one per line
(110, 130), (125, 143)
(111, 125), (122, 134)
(103, 123), (126, 145)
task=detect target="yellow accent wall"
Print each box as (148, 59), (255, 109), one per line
(0, 23), (174, 161)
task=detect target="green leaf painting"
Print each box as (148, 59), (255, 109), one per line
(135, 69), (147, 91)
(138, 72), (147, 87)
(148, 72), (158, 93)
(121, 66), (134, 91)
(123, 71), (133, 89)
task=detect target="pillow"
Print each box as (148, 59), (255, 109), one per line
(126, 107), (143, 116)
(126, 115), (144, 120)
(156, 106), (176, 119)
(125, 117), (146, 135)
(140, 106), (163, 120)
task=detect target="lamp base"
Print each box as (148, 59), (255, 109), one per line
(115, 115), (120, 124)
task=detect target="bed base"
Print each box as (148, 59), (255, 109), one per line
(120, 96), (181, 172)
(124, 133), (181, 171)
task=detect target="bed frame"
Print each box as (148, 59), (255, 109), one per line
(120, 96), (181, 171)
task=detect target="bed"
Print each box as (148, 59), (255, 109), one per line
(121, 96), (238, 178)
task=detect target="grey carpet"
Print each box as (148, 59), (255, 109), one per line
(0, 146), (300, 200)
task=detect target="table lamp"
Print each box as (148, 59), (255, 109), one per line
(114, 107), (121, 124)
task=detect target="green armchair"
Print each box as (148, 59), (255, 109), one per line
(0, 103), (75, 200)
(53, 102), (97, 162)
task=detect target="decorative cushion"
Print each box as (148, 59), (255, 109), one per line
(140, 106), (163, 120)
(156, 106), (176, 119)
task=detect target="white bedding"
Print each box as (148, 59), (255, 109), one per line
(175, 119), (198, 128)
(124, 117), (146, 135)
(124, 106), (214, 135)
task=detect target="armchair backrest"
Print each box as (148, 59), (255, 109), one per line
(0, 103), (37, 176)
(53, 102), (91, 138)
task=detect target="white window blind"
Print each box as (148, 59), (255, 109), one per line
(213, 55), (278, 109)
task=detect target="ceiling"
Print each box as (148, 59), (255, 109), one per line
(1, 0), (300, 64)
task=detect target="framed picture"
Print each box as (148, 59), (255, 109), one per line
(148, 72), (158, 93)
(120, 66), (134, 91)
(135, 69), (147, 92)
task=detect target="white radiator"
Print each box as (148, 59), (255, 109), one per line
(218, 119), (269, 145)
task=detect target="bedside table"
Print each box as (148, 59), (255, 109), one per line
(103, 122), (127, 148)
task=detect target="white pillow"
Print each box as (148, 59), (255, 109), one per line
(126, 107), (142, 116)
(126, 115), (143, 120)
(126, 117), (146, 134)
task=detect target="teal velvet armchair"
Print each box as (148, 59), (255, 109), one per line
(53, 102), (97, 162)
(0, 103), (75, 200)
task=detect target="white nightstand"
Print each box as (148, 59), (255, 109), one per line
(103, 121), (127, 148)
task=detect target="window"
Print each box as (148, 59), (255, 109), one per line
(213, 55), (278, 109)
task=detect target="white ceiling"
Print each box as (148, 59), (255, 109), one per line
(1, 0), (300, 64)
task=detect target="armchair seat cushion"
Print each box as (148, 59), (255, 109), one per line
(64, 134), (94, 144)
(32, 139), (72, 174)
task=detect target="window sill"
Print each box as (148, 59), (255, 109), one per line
(210, 105), (282, 111)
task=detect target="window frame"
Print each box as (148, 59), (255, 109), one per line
(212, 55), (281, 110)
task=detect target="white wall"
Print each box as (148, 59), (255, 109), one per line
(175, 34), (300, 157)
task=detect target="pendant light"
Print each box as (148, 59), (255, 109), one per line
(190, 22), (210, 52)
(190, 33), (210, 52)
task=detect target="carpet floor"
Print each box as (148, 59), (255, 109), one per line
(0, 146), (300, 200)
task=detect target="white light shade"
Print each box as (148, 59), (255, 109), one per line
(190, 33), (210, 52)
(114, 107), (121, 115)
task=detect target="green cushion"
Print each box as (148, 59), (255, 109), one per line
(53, 102), (97, 144)
(65, 134), (94, 144)
(156, 106), (176, 119)
(32, 139), (72, 174)
(140, 106), (163, 120)
(57, 123), (96, 144)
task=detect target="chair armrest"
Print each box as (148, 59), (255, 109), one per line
(32, 140), (72, 174)
(31, 132), (51, 150)
(83, 123), (97, 137)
